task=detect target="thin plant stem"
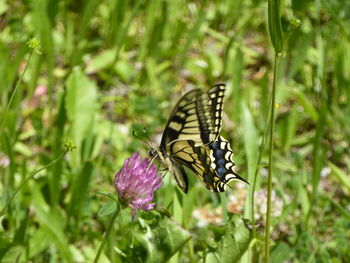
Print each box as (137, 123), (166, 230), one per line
(251, 111), (270, 236)
(0, 50), (33, 133)
(94, 208), (119, 263)
(264, 53), (279, 262)
(0, 149), (69, 216)
(220, 192), (228, 223)
(251, 76), (276, 238)
(250, 91), (271, 262)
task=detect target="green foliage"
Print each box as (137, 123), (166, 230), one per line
(0, 0), (349, 262)
(134, 214), (191, 263)
(205, 215), (251, 263)
(268, 0), (284, 53)
(99, 200), (118, 217)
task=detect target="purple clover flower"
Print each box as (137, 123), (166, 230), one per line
(115, 152), (162, 219)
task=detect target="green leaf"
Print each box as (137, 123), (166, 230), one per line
(268, 0), (284, 53)
(283, 104), (298, 152)
(134, 216), (191, 263)
(65, 67), (98, 161)
(85, 49), (117, 74)
(28, 227), (51, 258)
(67, 161), (94, 220)
(153, 217), (191, 262)
(206, 215), (251, 263)
(270, 242), (292, 263)
(31, 185), (73, 262)
(293, 88), (318, 122)
(241, 102), (259, 182)
(13, 141), (33, 157)
(329, 162), (350, 194)
(0, 235), (12, 260)
(98, 201), (118, 217)
(241, 102), (259, 221)
(0, 245), (26, 263)
(97, 192), (117, 201)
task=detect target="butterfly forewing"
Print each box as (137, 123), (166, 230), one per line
(160, 84), (225, 151)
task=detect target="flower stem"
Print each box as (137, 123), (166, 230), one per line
(0, 148), (69, 216)
(0, 50), (33, 134)
(94, 208), (119, 263)
(251, 112), (269, 235)
(264, 53), (279, 262)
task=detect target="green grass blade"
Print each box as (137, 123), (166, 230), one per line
(268, 0), (284, 53)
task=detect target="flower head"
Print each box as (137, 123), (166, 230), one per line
(27, 37), (42, 54)
(115, 152), (162, 219)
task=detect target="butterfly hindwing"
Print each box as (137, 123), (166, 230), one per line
(199, 136), (247, 192)
(169, 160), (189, 193)
(169, 136), (246, 192)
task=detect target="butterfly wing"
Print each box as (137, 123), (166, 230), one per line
(168, 160), (189, 193)
(160, 84), (226, 152)
(170, 136), (247, 192)
(203, 136), (247, 192)
(155, 84), (246, 193)
(164, 140), (206, 193)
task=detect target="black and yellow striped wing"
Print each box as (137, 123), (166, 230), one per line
(160, 84), (225, 152)
(195, 136), (247, 192)
(153, 84), (247, 193)
(170, 136), (247, 192)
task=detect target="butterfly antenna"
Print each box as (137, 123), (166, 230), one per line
(142, 127), (155, 149)
(132, 129), (153, 149)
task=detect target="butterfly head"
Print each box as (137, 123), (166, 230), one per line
(148, 149), (158, 159)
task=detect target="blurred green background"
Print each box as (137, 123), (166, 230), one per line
(0, 0), (349, 262)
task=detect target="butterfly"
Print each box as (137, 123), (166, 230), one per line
(149, 84), (247, 193)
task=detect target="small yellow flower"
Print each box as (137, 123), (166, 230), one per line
(27, 37), (43, 55)
(64, 139), (77, 151)
(275, 103), (280, 109)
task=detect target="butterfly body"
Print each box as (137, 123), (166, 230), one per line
(151, 84), (247, 193)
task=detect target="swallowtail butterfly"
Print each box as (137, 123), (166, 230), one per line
(149, 84), (247, 193)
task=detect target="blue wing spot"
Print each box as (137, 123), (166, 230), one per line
(217, 158), (225, 166)
(217, 167), (226, 176)
(212, 141), (220, 149)
(215, 149), (223, 157)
